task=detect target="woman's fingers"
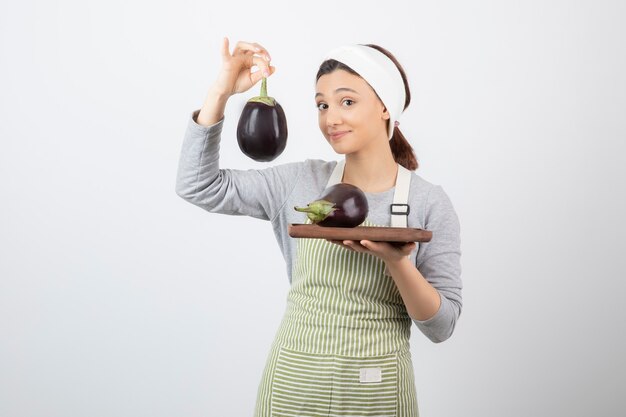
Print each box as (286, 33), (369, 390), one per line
(233, 40), (271, 61)
(250, 65), (276, 85)
(251, 55), (272, 76)
(218, 37), (231, 71)
(325, 239), (416, 265)
(221, 37), (230, 59)
(224, 39), (273, 77)
(326, 239), (352, 250)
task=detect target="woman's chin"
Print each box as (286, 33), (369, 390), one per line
(328, 144), (352, 155)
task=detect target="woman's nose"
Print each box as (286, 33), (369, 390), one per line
(325, 107), (342, 126)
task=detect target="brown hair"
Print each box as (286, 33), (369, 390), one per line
(315, 44), (418, 170)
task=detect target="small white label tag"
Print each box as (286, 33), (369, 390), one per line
(359, 367), (382, 383)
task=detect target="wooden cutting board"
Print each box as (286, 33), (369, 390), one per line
(288, 224), (432, 243)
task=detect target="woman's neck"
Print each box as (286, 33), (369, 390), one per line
(342, 150), (398, 193)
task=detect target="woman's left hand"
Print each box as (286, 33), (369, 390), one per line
(326, 239), (416, 265)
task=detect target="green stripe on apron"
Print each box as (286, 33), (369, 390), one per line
(254, 215), (419, 417)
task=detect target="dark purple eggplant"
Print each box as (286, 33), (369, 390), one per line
(236, 77), (288, 162)
(294, 183), (369, 227)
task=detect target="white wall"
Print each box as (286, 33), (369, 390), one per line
(1, 0), (625, 416)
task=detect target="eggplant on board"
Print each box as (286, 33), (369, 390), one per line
(295, 183), (369, 228)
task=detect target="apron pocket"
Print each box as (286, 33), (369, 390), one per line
(330, 352), (398, 417)
(270, 346), (399, 417)
(270, 346), (333, 416)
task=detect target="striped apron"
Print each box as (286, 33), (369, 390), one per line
(254, 162), (419, 417)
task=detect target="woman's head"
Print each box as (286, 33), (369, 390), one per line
(314, 67), (391, 158)
(315, 44), (418, 170)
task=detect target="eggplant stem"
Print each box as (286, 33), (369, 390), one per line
(294, 206), (312, 213)
(248, 77), (275, 106)
(294, 201), (337, 224)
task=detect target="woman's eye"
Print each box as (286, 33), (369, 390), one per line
(342, 99), (354, 106)
(317, 103), (328, 110)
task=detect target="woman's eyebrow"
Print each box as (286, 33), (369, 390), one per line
(315, 87), (360, 98)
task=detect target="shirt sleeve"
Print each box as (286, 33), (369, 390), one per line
(412, 184), (463, 343)
(175, 109), (302, 221)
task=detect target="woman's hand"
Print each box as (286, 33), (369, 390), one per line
(326, 239), (416, 266)
(211, 37), (276, 98)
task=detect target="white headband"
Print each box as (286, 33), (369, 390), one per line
(322, 44), (406, 140)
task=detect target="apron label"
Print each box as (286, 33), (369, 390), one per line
(359, 367), (383, 383)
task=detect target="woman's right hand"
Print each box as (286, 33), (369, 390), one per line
(211, 37), (275, 98)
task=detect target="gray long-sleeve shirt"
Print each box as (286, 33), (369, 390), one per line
(175, 109), (463, 343)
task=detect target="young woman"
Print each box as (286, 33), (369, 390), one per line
(175, 38), (462, 417)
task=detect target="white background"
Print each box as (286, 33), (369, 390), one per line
(1, 0), (625, 416)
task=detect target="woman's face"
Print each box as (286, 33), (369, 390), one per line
(315, 69), (390, 155)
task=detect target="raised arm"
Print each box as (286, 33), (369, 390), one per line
(175, 38), (300, 221)
(175, 109), (300, 220)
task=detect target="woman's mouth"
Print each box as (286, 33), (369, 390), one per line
(329, 131), (350, 140)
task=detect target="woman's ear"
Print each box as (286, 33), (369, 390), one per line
(382, 106), (390, 120)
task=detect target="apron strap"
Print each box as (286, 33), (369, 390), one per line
(326, 159), (345, 188)
(390, 164), (411, 227)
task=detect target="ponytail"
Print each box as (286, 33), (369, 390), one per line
(390, 125), (418, 171)
(365, 44), (418, 171)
